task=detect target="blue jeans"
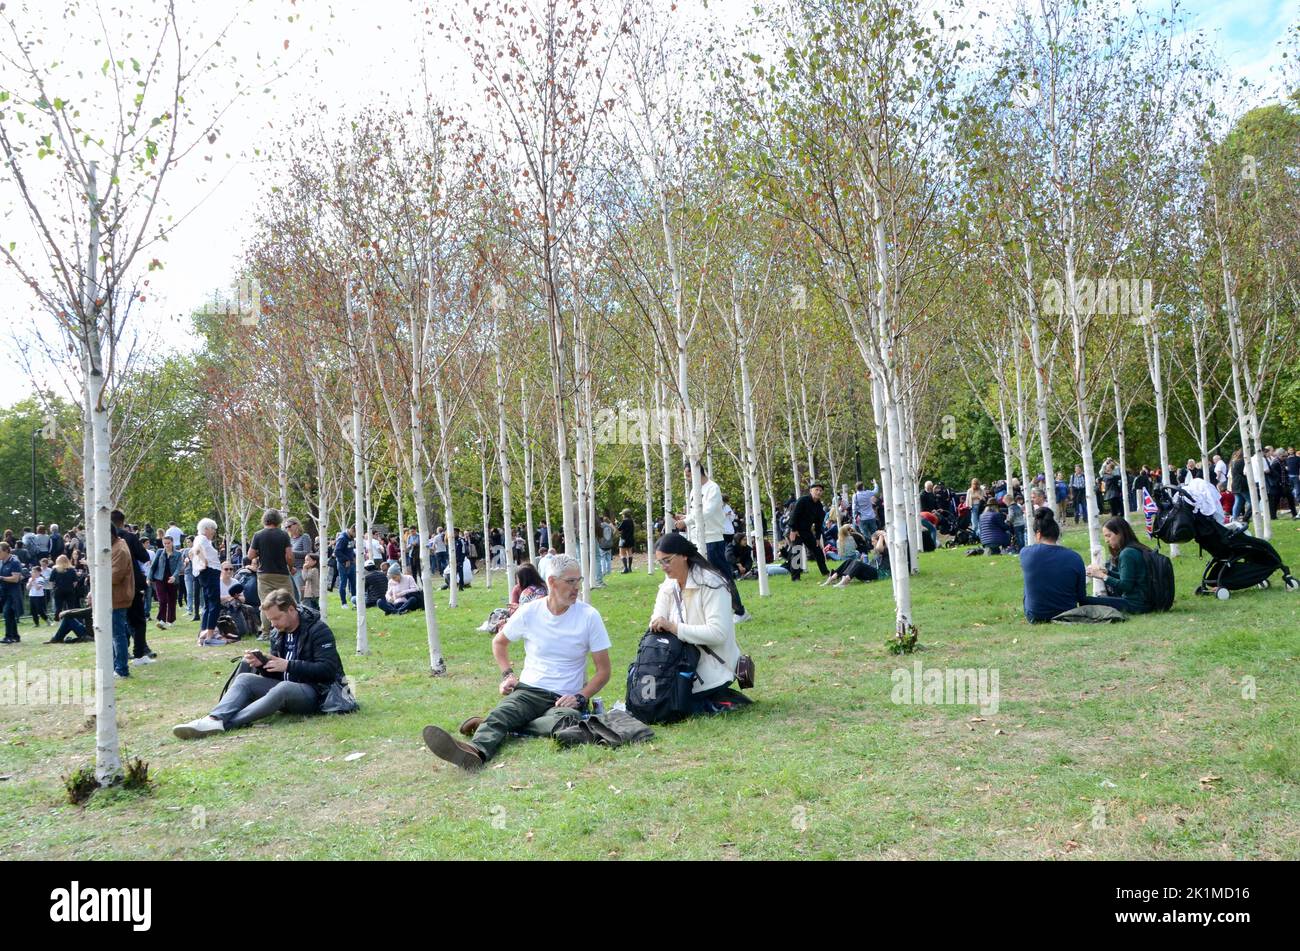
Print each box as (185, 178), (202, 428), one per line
(184, 570), (197, 618)
(111, 607), (130, 676)
(338, 562), (355, 605)
(1232, 492), (1248, 519)
(856, 517), (877, 539)
(198, 567), (222, 631)
(706, 540), (744, 615)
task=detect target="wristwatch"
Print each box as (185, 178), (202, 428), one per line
(500, 667), (514, 679)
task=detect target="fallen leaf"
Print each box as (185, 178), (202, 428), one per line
(1199, 774), (1221, 789)
(994, 728), (1010, 736)
(343, 751), (365, 762)
(1063, 839), (1080, 852)
(525, 830), (535, 841)
(509, 783), (533, 791)
(968, 716), (986, 723)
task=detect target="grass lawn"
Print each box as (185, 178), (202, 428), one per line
(3, 517), (1299, 860)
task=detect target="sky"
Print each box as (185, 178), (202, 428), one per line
(0, 0), (1295, 408)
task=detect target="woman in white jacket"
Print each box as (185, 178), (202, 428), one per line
(649, 532), (751, 714)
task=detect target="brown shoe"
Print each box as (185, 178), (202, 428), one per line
(422, 725), (484, 771)
(458, 715), (485, 737)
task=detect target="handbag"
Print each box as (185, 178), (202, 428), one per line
(320, 676), (359, 714)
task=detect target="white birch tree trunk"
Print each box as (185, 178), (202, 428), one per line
(434, 385), (459, 609)
(521, 382), (536, 563)
(495, 353), (515, 593)
(1142, 316), (1178, 555)
(1112, 368), (1131, 520)
(738, 330), (770, 597)
(639, 387), (655, 575)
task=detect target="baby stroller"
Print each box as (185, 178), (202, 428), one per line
(945, 505), (980, 548)
(1150, 483), (1298, 600)
(934, 508), (958, 538)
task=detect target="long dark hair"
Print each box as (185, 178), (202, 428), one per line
(655, 533), (734, 595)
(515, 563), (544, 591)
(1102, 517), (1148, 557)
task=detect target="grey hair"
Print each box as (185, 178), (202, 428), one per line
(49, 523), (59, 532)
(544, 553), (580, 582)
(197, 517), (217, 534)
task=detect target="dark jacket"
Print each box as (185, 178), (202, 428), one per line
(790, 494), (825, 542)
(264, 605), (345, 699)
(334, 532), (355, 564)
(363, 568), (387, 606)
(1104, 546), (1149, 611)
(118, 528), (150, 595)
(978, 508), (1011, 548)
(1230, 459), (1247, 494)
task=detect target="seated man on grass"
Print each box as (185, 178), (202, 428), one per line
(1018, 510), (1087, 623)
(172, 589), (346, 738)
(421, 554), (611, 771)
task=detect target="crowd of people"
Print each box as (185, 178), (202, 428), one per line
(5, 440), (1297, 763)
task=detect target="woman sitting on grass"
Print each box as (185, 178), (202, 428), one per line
(821, 524), (867, 586)
(831, 531), (890, 587)
(1083, 517), (1151, 615)
(979, 500), (1012, 555)
(378, 563), (423, 615)
(651, 532), (750, 714)
(477, 563), (548, 633)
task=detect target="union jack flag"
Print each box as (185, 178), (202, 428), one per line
(1142, 488), (1158, 534)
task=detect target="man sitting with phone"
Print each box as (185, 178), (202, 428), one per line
(172, 588), (346, 738)
(420, 554), (611, 770)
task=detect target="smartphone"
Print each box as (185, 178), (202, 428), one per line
(248, 650), (270, 666)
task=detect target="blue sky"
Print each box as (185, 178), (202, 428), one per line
(1177, 0), (1295, 97)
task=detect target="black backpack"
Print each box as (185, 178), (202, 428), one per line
(1151, 502), (1195, 544)
(1142, 548), (1175, 612)
(625, 628), (700, 725)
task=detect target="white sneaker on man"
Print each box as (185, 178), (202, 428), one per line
(173, 716), (225, 739)
(734, 612), (753, 623)
(130, 655), (156, 666)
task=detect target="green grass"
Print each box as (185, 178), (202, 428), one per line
(3, 518), (1299, 859)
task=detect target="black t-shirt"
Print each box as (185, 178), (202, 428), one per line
(251, 527), (292, 575)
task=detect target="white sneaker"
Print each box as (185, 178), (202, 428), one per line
(130, 655), (156, 666)
(734, 612), (753, 623)
(173, 716), (225, 739)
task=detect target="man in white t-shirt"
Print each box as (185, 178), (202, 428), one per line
(165, 521), (184, 549)
(422, 554), (612, 770)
